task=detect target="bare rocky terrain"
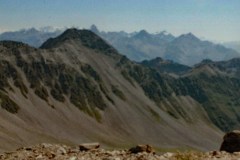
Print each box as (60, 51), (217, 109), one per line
(1, 125), (240, 160)
(1, 143), (240, 160)
(0, 29), (223, 152)
(1, 28), (240, 154)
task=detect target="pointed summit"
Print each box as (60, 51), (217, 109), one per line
(155, 57), (164, 61)
(181, 32), (199, 40)
(174, 32), (200, 44)
(137, 30), (149, 36)
(133, 30), (152, 39)
(158, 31), (169, 35)
(194, 59), (214, 67)
(40, 28), (95, 48)
(185, 32), (197, 38)
(155, 31), (175, 42)
(138, 29), (148, 35)
(57, 28), (82, 39)
(90, 24), (99, 33)
(27, 28), (39, 33)
(40, 28), (118, 56)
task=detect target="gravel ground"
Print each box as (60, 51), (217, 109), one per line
(0, 143), (239, 160)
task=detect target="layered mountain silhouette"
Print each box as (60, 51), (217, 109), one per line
(1, 28), (240, 152)
(0, 28), (61, 47)
(1, 25), (239, 66)
(91, 25), (239, 65)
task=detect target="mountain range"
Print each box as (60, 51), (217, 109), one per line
(0, 25), (239, 66)
(0, 27), (61, 47)
(1, 28), (240, 152)
(90, 25), (240, 65)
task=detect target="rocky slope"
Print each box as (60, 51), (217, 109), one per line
(184, 58), (240, 131)
(0, 28), (224, 152)
(143, 56), (240, 132)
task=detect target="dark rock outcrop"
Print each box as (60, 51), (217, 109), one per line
(220, 130), (240, 153)
(129, 145), (155, 154)
(79, 143), (100, 151)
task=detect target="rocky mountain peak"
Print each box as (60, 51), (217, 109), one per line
(153, 57), (164, 62)
(57, 28), (86, 40)
(138, 29), (148, 35)
(201, 59), (214, 64)
(178, 32), (200, 41)
(133, 30), (152, 39)
(156, 30), (173, 37)
(147, 57), (172, 65)
(90, 24), (99, 33)
(40, 28), (102, 48)
(24, 28), (39, 34)
(194, 59), (214, 68)
(40, 28), (120, 59)
(154, 31), (175, 42)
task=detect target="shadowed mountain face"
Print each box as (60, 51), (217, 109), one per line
(1, 28), (240, 152)
(141, 57), (192, 75)
(185, 58), (240, 132)
(142, 56), (240, 132)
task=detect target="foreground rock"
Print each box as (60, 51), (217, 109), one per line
(79, 143), (100, 151)
(220, 130), (240, 153)
(129, 144), (155, 154)
(1, 143), (240, 160)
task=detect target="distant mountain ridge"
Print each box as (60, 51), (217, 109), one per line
(0, 27), (62, 47)
(90, 25), (239, 65)
(0, 25), (239, 66)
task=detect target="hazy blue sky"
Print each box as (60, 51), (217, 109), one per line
(0, 0), (239, 42)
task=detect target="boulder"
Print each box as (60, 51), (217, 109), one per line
(129, 145), (155, 154)
(79, 143), (100, 151)
(220, 130), (240, 153)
